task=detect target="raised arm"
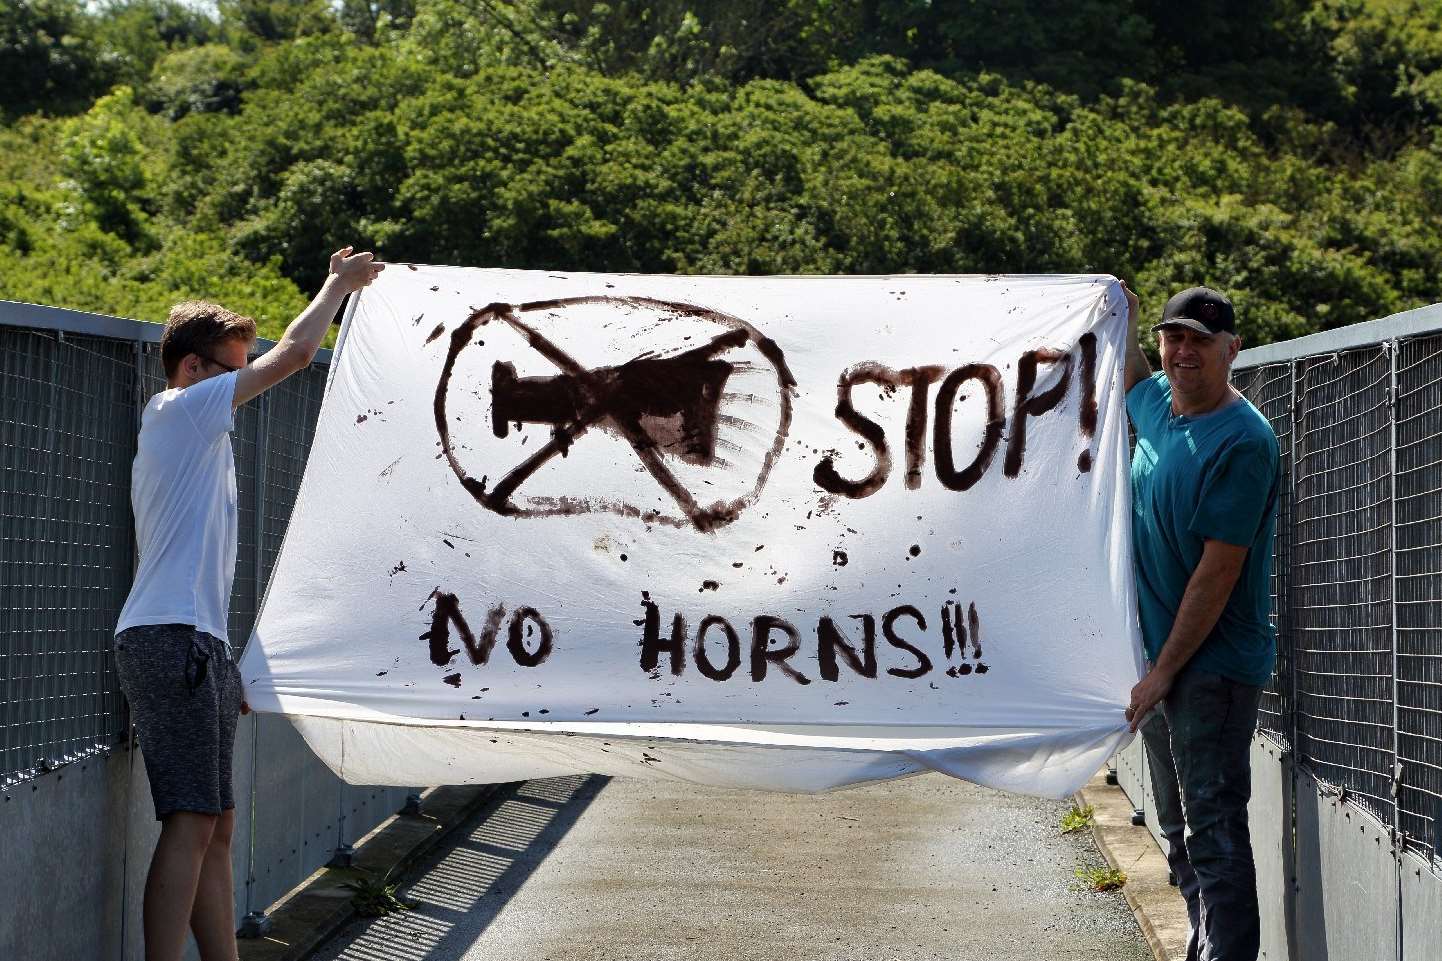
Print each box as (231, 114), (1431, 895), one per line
(233, 247), (383, 407)
(1121, 280), (1152, 393)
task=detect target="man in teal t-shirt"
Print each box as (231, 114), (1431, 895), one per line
(1120, 283), (1279, 961)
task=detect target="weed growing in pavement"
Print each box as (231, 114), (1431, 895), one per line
(1060, 804), (1095, 834)
(1074, 866), (1127, 892)
(341, 868), (415, 917)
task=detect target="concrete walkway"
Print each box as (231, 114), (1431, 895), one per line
(311, 773), (1152, 961)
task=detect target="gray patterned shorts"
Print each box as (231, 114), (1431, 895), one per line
(114, 624), (242, 820)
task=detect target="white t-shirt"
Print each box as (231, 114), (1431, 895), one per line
(115, 371), (239, 643)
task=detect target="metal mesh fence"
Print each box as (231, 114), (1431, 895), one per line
(1290, 347), (1396, 825)
(1233, 328), (1442, 861)
(1, 322), (329, 788)
(258, 374), (325, 594)
(2, 329), (137, 787)
(231, 398), (264, 646)
(1394, 335), (1442, 853)
(1235, 362), (1294, 746)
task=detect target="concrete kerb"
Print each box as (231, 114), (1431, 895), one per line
(237, 783), (505, 961)
(1076, 772), (1190, 961)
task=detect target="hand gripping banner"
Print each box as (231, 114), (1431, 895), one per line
(238, 269), (1143, 797)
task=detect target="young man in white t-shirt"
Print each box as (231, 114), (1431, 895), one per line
(114, 246), (381, 961)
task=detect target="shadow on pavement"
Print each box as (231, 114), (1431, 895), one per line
(315, 774), (608, 961)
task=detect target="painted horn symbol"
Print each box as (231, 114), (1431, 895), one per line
(489, 340), (738, 467)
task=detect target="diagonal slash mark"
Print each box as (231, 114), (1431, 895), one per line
(485, 310), (744, 525)
(434, 297), (795, 532)
(492, 313), (746, 522)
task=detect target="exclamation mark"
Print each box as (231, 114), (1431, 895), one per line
(968, 602), (988, 674)
(943, 599), (976, 677)
(1077, 332), (1098, 473)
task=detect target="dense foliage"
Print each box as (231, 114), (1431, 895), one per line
(2, 0), (1439, 341)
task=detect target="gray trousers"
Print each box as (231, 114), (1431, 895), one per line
(1141, 665), (1263, 961)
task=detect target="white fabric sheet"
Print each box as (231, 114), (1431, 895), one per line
(240, 268), (1143, 797)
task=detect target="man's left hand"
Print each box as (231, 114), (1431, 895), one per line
(1126, 666), (1175, 733)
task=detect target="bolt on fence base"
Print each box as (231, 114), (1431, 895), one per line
(328, 844), (355, 869)
(237, 911), (273, 939)
(1130, 808), (1146, 826)
(401, 792), (424, 816)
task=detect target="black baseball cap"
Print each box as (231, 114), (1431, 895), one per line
(1152, 286), (1235, 336)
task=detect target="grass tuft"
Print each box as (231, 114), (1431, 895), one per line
(1074, 865), (1127, 892)
(1060, 803), (1095, 834)
(340, 868), (415, 917)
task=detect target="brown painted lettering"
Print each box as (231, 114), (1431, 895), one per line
(817, 614), (878, 681)
(751, 615), (811, 685)
(933, 363), (1005, 492)
(903, 366), (945, 490)
(1077, 332), (1098, 473)
(882, 605), (932, 679)
(1004, 348), (1073, 477)
(506, 607), (554, 667)
(814, 364), (897, 499)
(694, 615), (742, 681)
(639, 598), (686, 676)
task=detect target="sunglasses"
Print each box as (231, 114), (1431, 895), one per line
(200, 353), (245, 373)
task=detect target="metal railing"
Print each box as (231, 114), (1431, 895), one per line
(1233, 302), (1442, 860)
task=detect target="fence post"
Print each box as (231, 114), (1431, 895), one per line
(1284, 357), (1304, 958)
(1387, 342), (1403, 838)
(1287, 359), (1304, 764)
(1385, 341), (1406, 961)
(236, 710), (270, 938)
(329, 785), (355, 867)
(117, 337), (146, 961)
(239, 393), (273, 939)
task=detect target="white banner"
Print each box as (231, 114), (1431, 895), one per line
(239, 268), (1143, 797)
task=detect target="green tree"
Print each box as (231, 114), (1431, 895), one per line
(58, 87), (157, 243)
(0, 0), (104, 118)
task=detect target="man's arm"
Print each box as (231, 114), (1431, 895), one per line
(1126, 538), (1248, 732)
(234, 246), (383, 407)
(1121, 280), (1152, 393)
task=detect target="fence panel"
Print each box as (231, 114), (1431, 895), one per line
(1394, 334), (1442, 857)
(1289, 347), (1396, 825)
(256, 368), (325, 621)
(1, 328), (135, 786)
(1, 323), (342, 788)
(1235, 362), (1295, 746)
(230, 398), (264, 650)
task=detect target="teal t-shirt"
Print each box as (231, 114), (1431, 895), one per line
(1127, 372), (1280, 686)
